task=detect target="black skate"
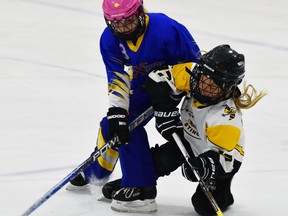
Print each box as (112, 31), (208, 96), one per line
(102, 178), (122, 199)
(111, 186), (157, 213)
(66, 172), (90, 192)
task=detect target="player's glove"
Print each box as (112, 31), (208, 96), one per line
(154, 104), (183, 142)
(107, 107), (129, 146)
(144, 69), (185, 141)
(144, 68), (185, 107)
(181, 151), (219, 182)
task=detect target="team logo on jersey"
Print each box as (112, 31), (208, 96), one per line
(222, 104), (236, 120)
(132, 61), (165, 78)
(184, 119), (199, 137)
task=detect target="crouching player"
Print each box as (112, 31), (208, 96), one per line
(103, 44), (266, 215)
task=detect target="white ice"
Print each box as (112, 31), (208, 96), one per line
(1, 0), (288, 215)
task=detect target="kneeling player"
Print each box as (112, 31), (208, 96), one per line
(102, 45), (266, 215)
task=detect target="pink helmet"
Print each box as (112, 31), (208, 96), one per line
(102, 0), (143, 21)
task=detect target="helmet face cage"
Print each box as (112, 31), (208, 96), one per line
(190, 65), (235, 105)
(104, 5), (145, 40)
(190, 45), (245, 105)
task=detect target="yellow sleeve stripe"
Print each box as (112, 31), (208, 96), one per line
(171, 62), (193, 92)
(109, 80), (129, 97)
(206, 125), (241, 151)
(108, 72), (130, 95)
(108, 72), (130, 105)
(235, 144), (245, 156)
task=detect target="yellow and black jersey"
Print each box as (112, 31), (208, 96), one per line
(181, 97), (244, 173)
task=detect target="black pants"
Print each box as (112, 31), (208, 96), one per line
(192, 175), (234, 215)
(151, 138), (192, 178)
(151, 140), (241, 216)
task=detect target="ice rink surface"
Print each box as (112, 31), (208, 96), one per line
(1, 0), (288, 215)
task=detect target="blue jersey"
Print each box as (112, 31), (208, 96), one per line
(100, 13), (201, 111)
(85, 13), (201, 187)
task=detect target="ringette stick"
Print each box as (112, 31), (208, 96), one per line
(21, 106), (154, 216)
(172, 133), (224, 216)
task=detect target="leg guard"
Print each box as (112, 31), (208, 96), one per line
(84, 117), (119, 180)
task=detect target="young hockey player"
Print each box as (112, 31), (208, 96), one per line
(102, 44), (267, 215)
(67, 0), (201, 213)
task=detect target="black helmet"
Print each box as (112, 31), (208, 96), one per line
(190, 44), (245, 105)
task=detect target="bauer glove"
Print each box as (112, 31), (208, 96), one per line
(181, 150), (219, 182)
(107, 107), (129, 146)
(154, 104), (184, 142)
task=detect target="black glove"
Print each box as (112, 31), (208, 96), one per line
(181, 151), (219, 182)
(144, 73), (172, 105)
(154, 104), (183, 141)
(144, 70), (185, 107)
(107, 107), (129, 145)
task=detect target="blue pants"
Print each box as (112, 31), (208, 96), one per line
(84, 89), (157, 187)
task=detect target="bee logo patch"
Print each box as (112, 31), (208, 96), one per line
(222, 104), (236, 120)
